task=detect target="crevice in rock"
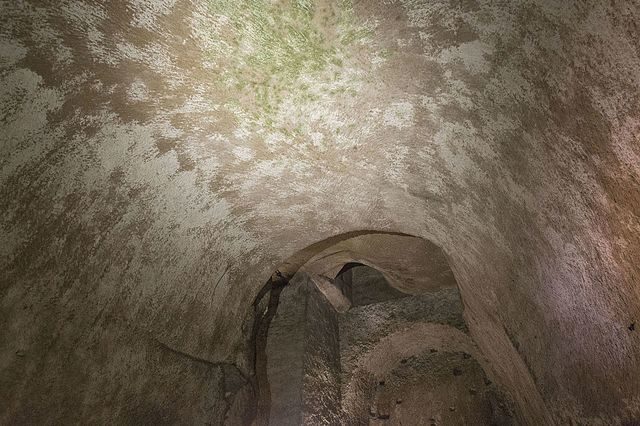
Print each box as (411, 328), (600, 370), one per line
(152, 337), (254, 425)
(252, 270), (289, 425)
(152, 337), (219, 368)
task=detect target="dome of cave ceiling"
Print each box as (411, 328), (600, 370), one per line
(1, 0), (640, 424)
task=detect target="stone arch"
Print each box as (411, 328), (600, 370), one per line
(340, 322), (512, 423)
(251, 230), (541, 424)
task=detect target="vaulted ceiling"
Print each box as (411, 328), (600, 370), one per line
(1, 0), (639, 424)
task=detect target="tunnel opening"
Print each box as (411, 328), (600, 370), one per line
(334, 263), (408, 307)
(248, 232), (518, 425)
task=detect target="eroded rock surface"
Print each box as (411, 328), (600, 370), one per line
(1, 0), (639, 424)
(265, 272), (341, 425)
(370, 351), (515, 426)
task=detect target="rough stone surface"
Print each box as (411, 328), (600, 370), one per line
(336, 284), (520, 423)
(302, 275), (341, 425)
(310, 273), (352, 313)
(1, 0), (640, 424)
(337, 264), (410, 307)
(265, 272), (341, 425)
(300, 233), (458, 295)
(265, 279), (304, 425)
(339, 286), (468, 386)
(371, 351), (515, 425)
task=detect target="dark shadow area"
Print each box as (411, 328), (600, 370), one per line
(335, 263), (408, 307)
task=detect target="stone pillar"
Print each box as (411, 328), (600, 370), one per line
(266, 272), (341, 425)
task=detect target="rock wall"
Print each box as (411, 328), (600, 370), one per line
(337, 265), (408, 307)
(265, 272), (341, 425)
(370, 351), (515, 425)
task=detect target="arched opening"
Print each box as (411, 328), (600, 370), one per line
(334, 263), (407, 307)
(248, 231), (521, 425)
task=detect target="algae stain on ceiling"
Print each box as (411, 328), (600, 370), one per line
(202, 0), (381, 151)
